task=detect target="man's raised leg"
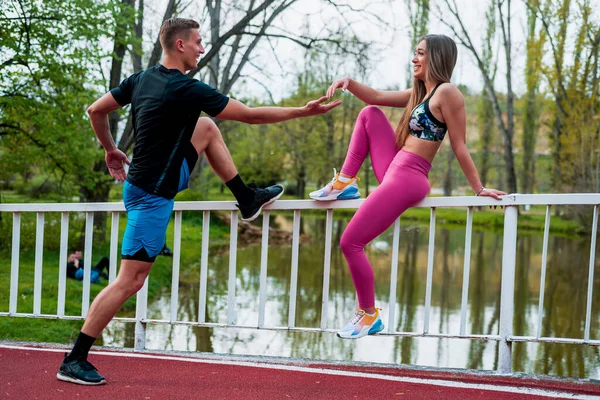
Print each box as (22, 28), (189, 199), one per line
(190, 117), (283, 221)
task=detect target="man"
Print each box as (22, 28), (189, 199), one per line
(57, 17), (341, 385)
(66, 250), (109, 283)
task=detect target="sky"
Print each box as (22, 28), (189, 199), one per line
(137, 0), (589, 102)
(220, 0), (530, 100)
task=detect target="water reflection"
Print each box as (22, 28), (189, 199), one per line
(102, 213), (600, 378)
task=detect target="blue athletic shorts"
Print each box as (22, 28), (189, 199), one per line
(121, 160), (190, 261)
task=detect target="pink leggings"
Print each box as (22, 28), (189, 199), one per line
(340, 106), (432, 308)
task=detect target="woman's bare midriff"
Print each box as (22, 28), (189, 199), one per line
(401, 135), (443, 164)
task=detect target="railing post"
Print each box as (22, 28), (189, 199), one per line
(9, 212), (21, 315)
(498, 205), (518, 373)
(134, 277), (149, 350)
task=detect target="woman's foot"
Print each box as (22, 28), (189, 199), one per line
(309, 169), (360, 201)
(336, 308), (384, 339)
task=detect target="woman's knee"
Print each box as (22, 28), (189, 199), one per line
(358, 105), (385, 120)
(340, 230), (362, 255)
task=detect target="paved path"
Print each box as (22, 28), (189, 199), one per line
(1, 345), (599, 399)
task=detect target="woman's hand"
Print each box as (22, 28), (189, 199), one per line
(327, 77), (352, 99)
(477, 187), (507, 200)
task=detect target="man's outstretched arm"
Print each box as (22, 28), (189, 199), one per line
(215, 96), (342, 124)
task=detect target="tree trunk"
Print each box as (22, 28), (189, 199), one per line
(477, 89), (495, 187)
(82, 0), (135, 239)
(443, 149), (453, 196)
(296, 165), (306, 199)
(405, 0), (430, 88)
(520, 5), (543, 194)
(521, 89), (538, 193)
(440, 0), (517, 193)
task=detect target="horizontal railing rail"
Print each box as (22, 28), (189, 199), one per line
(1, 193), (599, 374)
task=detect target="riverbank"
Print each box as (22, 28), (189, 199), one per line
(281, 206), (582, 236)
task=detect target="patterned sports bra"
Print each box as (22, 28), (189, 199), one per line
(408, 83), (447, 142)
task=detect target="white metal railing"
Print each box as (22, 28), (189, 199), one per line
(1, 193), (599, 374)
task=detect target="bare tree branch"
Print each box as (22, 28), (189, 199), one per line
(437, 0), (517, 192)
(222, 0), (297, 94)
(132, 0), (144, 73)
(189, 0), (278, 77)
(243, 74), (278, 103)
(146, 0), (177, 69)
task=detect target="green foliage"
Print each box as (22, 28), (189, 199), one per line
(221, 70), (366, 198)
(537, 0), (600, 195)
(222, 118), (286, 187)
(0, 212), (88, 252)
(0, 0), (114, 199)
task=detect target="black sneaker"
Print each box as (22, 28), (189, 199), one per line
(57, 354), (106, 385)
(159, 244), (173, 257)
(237, 185), (284, 222)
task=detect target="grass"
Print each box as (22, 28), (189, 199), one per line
(277, 206), (581, 236)
(0, 213), (230, 344)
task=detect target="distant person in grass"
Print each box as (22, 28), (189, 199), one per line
(66, 250), (109, 283)
(56, 17), (340, 386)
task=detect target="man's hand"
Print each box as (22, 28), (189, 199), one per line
(105, 149), (130, 182)
(304, 96), (342, 116)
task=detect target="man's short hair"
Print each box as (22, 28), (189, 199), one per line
(159, 18), (200, 52)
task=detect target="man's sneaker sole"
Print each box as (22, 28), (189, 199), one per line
(336, 319), (384, 339)
(241, 189), (284, 222)
(57, 371), (106, 386)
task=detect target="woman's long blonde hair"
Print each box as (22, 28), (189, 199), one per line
(395, 34), (458, 148)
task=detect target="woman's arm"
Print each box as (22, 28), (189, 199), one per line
(440, 85), (506, 199)
(326, 78), (412, 108)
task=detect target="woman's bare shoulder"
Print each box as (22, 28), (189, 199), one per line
(437, 83), (464, 104)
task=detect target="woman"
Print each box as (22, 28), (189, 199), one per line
(309, 34), (506, 339)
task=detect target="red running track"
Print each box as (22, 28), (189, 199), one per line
(1, 345), (599, 399)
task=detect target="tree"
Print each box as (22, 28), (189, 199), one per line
(438, 0), (518, 194)
(476, 1), (498, 189)
(528, 0), (600, 194)
(405, 0), (430, 88)
(520, 0), (546, 194)
(0, 0), (113, 198)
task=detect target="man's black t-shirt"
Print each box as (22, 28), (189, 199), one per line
(110, 65), (229, 199)
(66, 261), (78, 279)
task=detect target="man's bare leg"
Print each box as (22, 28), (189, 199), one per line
(81, 259), (152, 337)
(190, 117), (238, 182)
(58, 259), (152, 385)
(189, 117), (284, 221)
